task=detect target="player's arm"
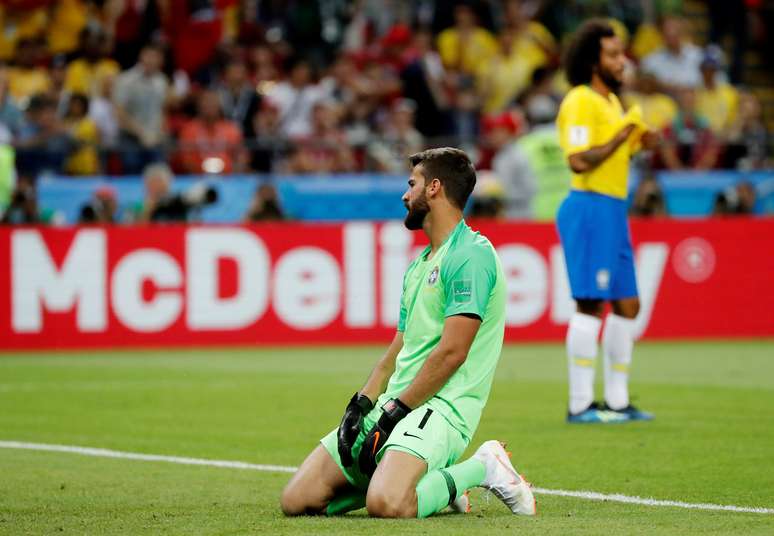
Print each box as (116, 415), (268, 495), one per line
(356, 322), (480, 477)
(336, 331), (403, 467)
(567, 123), (636, 173)
(359, 331), (403, 402)
(395, 314), (480, 408)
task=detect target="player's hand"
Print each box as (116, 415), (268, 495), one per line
(617, 123), (638, 142)
(358, 398), (411, 476)
(337, 392), (373, 467)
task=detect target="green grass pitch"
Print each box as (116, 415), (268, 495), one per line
(1, 341), (773, 535)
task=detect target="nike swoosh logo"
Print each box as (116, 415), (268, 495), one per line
(371, 431), (380, 456)
(403, 432), (422, 440)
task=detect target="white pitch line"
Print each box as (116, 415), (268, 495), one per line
(2, 440), (773, 515)
(0, 440), (295, 474)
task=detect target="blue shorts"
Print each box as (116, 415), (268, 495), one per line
(555, 190), (638, 301)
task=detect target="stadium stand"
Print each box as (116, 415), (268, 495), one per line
(0, 0), (771, 224)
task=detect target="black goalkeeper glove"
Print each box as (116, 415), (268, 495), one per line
(358, 398), (411, 477)
(337, 392), (374, 467)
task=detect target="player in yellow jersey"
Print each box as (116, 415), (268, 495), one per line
(556, 20), (658, 424)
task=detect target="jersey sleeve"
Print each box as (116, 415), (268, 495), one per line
(559, 91), (595, 156)
(441, 245), (497, 320)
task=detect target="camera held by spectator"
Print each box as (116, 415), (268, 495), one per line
(79, 186), (118, 224)
(139, 163), (218, 223)
(713, 182), (756, 216)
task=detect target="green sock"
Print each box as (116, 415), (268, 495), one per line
(415, 458), (486, 518)
(326, 489), (367, 516)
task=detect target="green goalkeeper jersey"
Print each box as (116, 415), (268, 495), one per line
(377, 219), (506, 440)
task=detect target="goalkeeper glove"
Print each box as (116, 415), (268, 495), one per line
(337, 392), (374, 467)
(358, 398), (411, 476)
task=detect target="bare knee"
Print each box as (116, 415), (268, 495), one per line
(280, 481), (325, 516)
(366, 488), (417, 518)
(613, 298), (640, 319)
(280, 484), (307, 516)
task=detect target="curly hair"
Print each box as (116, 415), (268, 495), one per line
(563, 19), (616, 87)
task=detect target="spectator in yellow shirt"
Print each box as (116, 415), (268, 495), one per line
(0, 4), (47, 61)
(437, 2), (497, 77)
(64, 93), (100, 175)
(65, 29), (120, 96)
(695, 47), (739, 136)
(476, 30), (533, 113)
(8, 38), (51, 103)
(622, 71), (677, 131)
(47, 0), (89, 55)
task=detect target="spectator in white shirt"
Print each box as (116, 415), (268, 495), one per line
(265, 57), (324, 139)
(113, 44), (170, 173)
(641, 16), (705, 92)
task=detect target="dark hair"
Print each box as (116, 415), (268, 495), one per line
(27, 93), (56, 112)
(69, 93), (89, 110)
(563, 19), (616, 86)
(408, 147), (476, 209)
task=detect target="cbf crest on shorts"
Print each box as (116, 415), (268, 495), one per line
(428, 266), (439, 285)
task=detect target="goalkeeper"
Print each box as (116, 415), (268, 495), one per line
(280, 148), (535, 518)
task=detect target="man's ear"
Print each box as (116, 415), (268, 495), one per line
(426, 177), (442, 198)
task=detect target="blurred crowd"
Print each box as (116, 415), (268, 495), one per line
(1, 0), (772, 224)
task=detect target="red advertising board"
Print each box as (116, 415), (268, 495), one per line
(1, 219), (772, 350)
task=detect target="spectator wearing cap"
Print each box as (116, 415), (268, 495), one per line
(696, 46), (739, 136)
(367, 99), (424, 172)
(178, 89), (246, 175)
(481, 111), (535, 219)
(378, 24), (414, 73)
(641, 16), (705, 91)
(513, 75), (569, 221)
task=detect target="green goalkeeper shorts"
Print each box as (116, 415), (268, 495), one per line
(320, 401), (469, 490)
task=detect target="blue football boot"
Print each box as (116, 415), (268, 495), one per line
(603, 403), (654, 421)
(567, 402), (630, 424)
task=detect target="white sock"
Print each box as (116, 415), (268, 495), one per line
(566, 312), (602, 415)
(603, 313), (636, 410)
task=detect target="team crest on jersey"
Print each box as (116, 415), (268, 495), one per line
(428, 266), (439, 285)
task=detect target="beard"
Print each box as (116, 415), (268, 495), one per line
(598, 66), (623, 93)
(404, 192), (430, 230)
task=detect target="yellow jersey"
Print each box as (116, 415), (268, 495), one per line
(557, 85), (643, 200)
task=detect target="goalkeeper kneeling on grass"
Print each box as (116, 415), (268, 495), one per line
(280, 148), (536, 518)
